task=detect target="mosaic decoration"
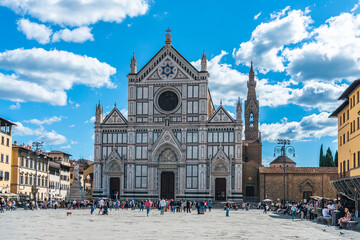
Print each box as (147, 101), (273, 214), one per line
(158, 60), (177, 79)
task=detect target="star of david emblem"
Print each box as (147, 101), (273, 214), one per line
(161, 63), (174, 77)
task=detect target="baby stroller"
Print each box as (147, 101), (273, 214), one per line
(102, 206), (109, 215)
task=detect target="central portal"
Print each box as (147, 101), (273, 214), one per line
(215, 178), (226, 201)
(161, 171), (175, 199)
(109, 177), (120, 200)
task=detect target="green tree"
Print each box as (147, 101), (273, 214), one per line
(319, 144), (324, 167)
(334, 151), (338, 167)
(323, 147), (335, 167)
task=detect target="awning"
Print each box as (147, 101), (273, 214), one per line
(331, 176), (360, 201)
(0, 193), (19, 198)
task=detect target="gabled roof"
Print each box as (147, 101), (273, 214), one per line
(208, 105), (234, 123)
(136, 45), (200, 81)
(0, 117), (16, 126)
(339, 79), (360, 100)
(102, 107), (128, 125)
(49, 150), (72, 156)
(329, 100), (349, 118)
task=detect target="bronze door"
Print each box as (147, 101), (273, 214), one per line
(161, 172), (175, 199)
(215, 178), (226, 201)
(109, 177), (120, 200)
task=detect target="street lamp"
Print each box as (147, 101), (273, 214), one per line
(273, 139), (295, 205)
(31, 141), (45, 208)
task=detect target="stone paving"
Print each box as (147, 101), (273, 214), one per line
(1, 208), (360, 239)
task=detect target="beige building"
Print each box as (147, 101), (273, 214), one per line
(0, 117), (16, 194)
(47, 150), (71, 200)
(11, 142), (50, 201)
(49, 160), (61, 200)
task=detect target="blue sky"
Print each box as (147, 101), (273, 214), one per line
(1, 0), (358, 166)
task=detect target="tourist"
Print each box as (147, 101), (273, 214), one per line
(186, 200), (191, 213)
(290, 204), (297, 221)
(263, 203), (267, 214)
(98, 198), (104, 214)
(225, 201), (230, 217)
(322, 206), (331, 218)
(140, 200), (144, 212)
(0, 197), (4, 213)
(145, 199), (151, 217)
(90, 199), (95, 215)
(208, 200), (212, 212)
(338, 208), (351, 228)
(160, 198), (166, 215)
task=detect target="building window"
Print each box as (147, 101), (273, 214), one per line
(0, 170), (3, 180)
(20, 174), (23, 184)
(124, 165), (127, 189)
(6, 138), (9, 146)
(187, 85), (199, 98)
(347, 110), (349, 120)
(186, 146), (198, 159)
(343, 134), (345, 144)
(186, 165), (198, 189)
(136, 102), (148, 115)
(339, 116), (342, 126)
(0, 154), (3, 162)
(153, 131), (162, 143)
(173, 130), (182, 143)
(340, 136), (342, 146)
(42, 178), (44, 187)
(343, 113), (345, 123)
(1, 136), (3, 145)
(231, 164), (235, 189)
(348, 160), (350, 171)
(5, 172), (9, 181)
(137, 87), (149, 99)
(135, 146), (148, 159)
(186, 132), (198, 143)
(25, 175), (28, 185)
(30, 176), (32, 185)
(354, 153), (356, 168)
(135, 165), (147, 188)
(187, 101), (199, 114)
(116, 146), (127, 159)
(208, 131), (235, 143)
(136, 132), (148, 144)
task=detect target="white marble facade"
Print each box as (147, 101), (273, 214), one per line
(93, 32), (243, 201)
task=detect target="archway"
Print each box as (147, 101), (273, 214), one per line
(215, 178), (226, 201)
(109, 177), (120, 200)
(161, 171), (175, 199)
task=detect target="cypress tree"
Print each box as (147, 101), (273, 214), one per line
(324, 147), (334, 167)
(334, 151), (338, 167)
(319, 144), (324, 167)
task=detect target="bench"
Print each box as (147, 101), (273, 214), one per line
(317, 216), (332, 225)
(342, 221), (359, 230)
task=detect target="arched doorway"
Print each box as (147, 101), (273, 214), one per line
(109, 177), (120, 200)
(161, 172), (175, 199)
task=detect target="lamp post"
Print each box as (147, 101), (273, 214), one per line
(31, 141), (44, 208)
(273, 139), (295, 205)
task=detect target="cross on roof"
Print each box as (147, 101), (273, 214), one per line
(218, 110), (225, 121)
(166, 28), (171, 33)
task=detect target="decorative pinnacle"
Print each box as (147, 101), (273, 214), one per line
(165, 28), (172, 44)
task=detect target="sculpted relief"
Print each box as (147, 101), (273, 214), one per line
(213, 161), (228, 172)
(159, 148), (177, 162)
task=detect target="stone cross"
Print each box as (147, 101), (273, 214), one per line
(218, 110), (225, 121)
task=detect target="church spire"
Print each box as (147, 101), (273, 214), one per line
(245, 62), (259, 141)
(95, 100), (103, 123)
(236, 97), (242, 122)
(249, 61), (255, 81)
(130, 52), (137, 74)
(201, 50), (207, 71)
(165, 28), (172, 45)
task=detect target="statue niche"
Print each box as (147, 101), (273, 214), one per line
(159, 148), (177, 162)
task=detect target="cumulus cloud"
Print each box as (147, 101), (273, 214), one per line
(24, 116), (62, 125)
(260, 112), (337, 142)
(60, 145), (71, 149)
(0, 48), (116, 105)
(13, 122), (67, 145)
(233, 7), (312, 73)
(0, 0), (150, 27)
(52, 27), (94, 43)
(284, 13), (360, 82)
(9, 102), (21, 110)
(121, 109), (128, 119)
(17, 18), (52, 44)
(85, 116), (96, 124)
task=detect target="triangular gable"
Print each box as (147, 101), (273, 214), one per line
(211, 146), (230, 172)
(245, 98), (259, 113)
(208, 105), (234, 123)
(153, 128), (182, 151)
(102, 107), (128, 125)
(137, 45), (199, 82)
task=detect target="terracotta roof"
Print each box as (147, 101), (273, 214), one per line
(48, 150), (72, 156)
(270, 156), (296, 165)
(260, 167), (337, 174)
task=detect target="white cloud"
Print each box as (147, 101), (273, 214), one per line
(260, 112), (337, 142)
(69, 124), (75, 128)
(60, 144), (71, 149)
(17, 18), (52, 44)
(13, 122), (67, 145)
(52, 27), (94, 43)
(9, 102), (21, 110)
(0, 0), (150, 27)
(254, 12), (262, 20)
(0, 48), (116, 105)
(351, 1), (360, 12)
(70, 140), (78, 144)
(120, 109), (128, 119)
(284, 13), (360, 82)
(233, 7), (312, 73)
(85, 116), (96, 124)
(24, 116), (62, 125)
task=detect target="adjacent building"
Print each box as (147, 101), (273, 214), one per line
(260, 156), (337, 202)
(330, 79), (360, 210)
(11, 142), (50, 201)
(0, 117), (16, 194)
(49, 160), (61, 200)
(93, 31), (262, 201)
(47, 150), (71, 200)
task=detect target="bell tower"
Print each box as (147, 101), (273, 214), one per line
(244, 62), (259, 141)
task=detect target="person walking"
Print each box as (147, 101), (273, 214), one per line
(160, 198), (166, 215)
(225, 201), (231, 217)
(90, 199), (95, 215)
(145, 199), (151, 217)
(208, 200), (212, 212)
(186, 200), (191, 213)
(98, 198), (104, 215)
(291, 204), (297, 221)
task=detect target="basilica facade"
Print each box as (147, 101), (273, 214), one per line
(93, 31), (261, 201)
